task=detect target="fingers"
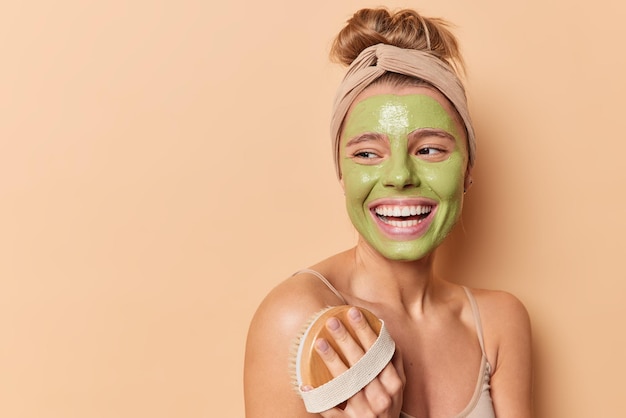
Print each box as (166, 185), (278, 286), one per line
(360, 355), (404, 417)
(325, 311), (369, 366)
(314, 308), (405, 417)
(314, 336), (350, 377)
(346, 307), (380, 351)
(346, 307), (405, 394)
(391, 350), (406, 387)
(371, 351), (405, 410)
(304, 335), (367, 417)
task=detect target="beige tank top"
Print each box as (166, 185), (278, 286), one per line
(296, 269), (496, 418)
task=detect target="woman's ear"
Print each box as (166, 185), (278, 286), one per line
(464, 170), (473, 193)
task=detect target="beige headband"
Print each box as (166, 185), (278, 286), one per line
(330, 43), (476, 179)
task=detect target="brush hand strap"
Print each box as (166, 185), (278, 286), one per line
(299, 320), (396, 413)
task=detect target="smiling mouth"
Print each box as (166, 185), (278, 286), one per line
(373, 204), (433, 227)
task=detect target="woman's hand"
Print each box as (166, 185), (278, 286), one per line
(307, 307), (405, 418)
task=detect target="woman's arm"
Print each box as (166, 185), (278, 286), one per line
(244, 275), (405, 418)
(244, 277), (329, 418)
(480, 291), (533, 418)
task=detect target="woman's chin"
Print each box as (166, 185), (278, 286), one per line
(367, 239), (438, 262)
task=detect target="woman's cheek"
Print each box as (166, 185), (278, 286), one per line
(341, 162), (380, 201)
(421, 155), (466, 199)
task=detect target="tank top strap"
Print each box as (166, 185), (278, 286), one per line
(292, 269), (348, 305)
(293, 269), (347, 305)
(462, 286), (487, 357)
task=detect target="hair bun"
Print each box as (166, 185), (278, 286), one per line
(330, 8), (464, 73)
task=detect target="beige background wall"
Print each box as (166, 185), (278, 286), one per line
(1, 0), (624, 417)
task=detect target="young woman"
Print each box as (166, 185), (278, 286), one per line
(244, 8), (532, 418)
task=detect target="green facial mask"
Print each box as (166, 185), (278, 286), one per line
(340, 94), (468, 261)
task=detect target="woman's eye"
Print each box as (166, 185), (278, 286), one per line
(354, 151), (379, 159)
(416, 147), (443, 156)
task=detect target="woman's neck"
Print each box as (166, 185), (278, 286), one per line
(342, 240), (441, 312)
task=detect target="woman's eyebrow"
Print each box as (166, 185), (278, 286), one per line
(408, 128), (456, 143)
(345, 133), (387, 147)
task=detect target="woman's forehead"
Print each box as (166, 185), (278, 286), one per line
(341, 84), (466, 142)
(343, 93), (463, 142)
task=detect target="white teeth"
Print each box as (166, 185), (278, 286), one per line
(387, 219), (419, 227)
(375, 205), (433, 218)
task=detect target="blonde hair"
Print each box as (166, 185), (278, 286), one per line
(330, 8), (465, 76)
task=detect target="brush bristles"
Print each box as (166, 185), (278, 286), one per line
(288, 306), (335, 395)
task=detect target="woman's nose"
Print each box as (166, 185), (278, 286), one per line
(381, 154), (420, 189)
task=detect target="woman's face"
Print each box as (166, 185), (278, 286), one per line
(339, 84), (469, 261)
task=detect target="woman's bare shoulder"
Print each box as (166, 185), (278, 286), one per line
(469, 288), (530, 332)
(251, 270), (346, 333)
(467, 289), (533, 414)
(244, 271), (346, 417)
(469, 287), (529, 316)
(467, 288), (532, 375)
